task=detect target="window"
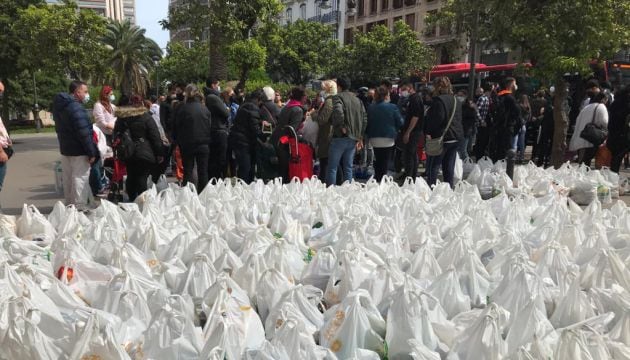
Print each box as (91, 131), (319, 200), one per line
(405, 13), (415, 30)
(370, 0), (377, 14)
(316, 2), (321, 18)
(286, 8), (292, 23)
(382, 0), (389, 11)
(358, 0), (365, 17)
(440, 16), (453, 35)
(393, 0), (403, 9)
(344, 28), (354, 44)
(393, 16), (403, 24)
(366, 21), (376, 32)
(425, 10), (437, 37)
(300, 4), (306, 19)
(378, 19), (388, 27)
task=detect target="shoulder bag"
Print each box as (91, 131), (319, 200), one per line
(425, 96), (457, 156)
(580, 104), (607, 147)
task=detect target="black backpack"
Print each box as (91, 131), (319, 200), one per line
(113, 128), (135, 161)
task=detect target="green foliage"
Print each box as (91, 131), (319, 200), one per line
(160, 42), (209, 85)
(102, 20), (163, 97)
(244, 80), (292, 97)
(163, 0), (283, 79)
(336, 21), (433, 87)
(0, 0), (45, 81)
(4, 69), (67, 115)
(227, 38), (267, 89)
(14, 3), (109, 80)
(260, 20), (339, 85)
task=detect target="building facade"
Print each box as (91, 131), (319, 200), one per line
(46, 0), (136, 24)
(280, 0), (347, 44)
(344, 0), (465, 64)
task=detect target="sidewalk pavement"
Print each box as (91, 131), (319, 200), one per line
(1, 133), (63, 215)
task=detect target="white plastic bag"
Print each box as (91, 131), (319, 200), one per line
(454, 153), (463, 184)
(16, 204), (57, 242)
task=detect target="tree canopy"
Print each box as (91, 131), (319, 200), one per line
(102, 20), (163, 96)
(260, 20), (339, 85)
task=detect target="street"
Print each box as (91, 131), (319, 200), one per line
(1, 133), (63, 215)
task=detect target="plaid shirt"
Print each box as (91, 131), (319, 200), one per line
(477, 94), (490, 123)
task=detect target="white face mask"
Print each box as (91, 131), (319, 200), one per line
(109, 94), (116, 102)
(513, 84), (518, 92)
(401, 91), (409, 98)
(83, 93), (90, 104)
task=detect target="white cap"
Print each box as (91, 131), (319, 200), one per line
(262, 86), (275, 102)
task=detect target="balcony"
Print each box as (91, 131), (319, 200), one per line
(307, 10), (340, 24)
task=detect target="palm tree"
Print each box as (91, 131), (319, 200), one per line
(102, 20), (162, 97)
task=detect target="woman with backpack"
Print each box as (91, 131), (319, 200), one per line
(113, 95), (164, 201)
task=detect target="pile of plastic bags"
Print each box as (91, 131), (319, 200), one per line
(1, 173), (630, 359)
(466, 158), (624, 204)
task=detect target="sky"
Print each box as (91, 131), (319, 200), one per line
(136, 0), (170, 53)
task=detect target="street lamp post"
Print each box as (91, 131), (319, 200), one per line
(152, 55), (161, 98)
(32, 72), (41, 133)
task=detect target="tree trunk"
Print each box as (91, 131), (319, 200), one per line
(550, 78), (569, 168)
(236, 67), (248, 92)
(209, 36), (228, 80)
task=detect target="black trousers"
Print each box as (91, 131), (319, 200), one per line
(209, 130), (228, 180)
(578, 146), (598, 167)
(233, 145), (255, 183)
(181, 144), (210, 193)
(373, 146), (394, 182)
(474, 126), (491, 160)
(151, 144), (171, 183)
(403, 132), (422, 179)
(610, 146), (628, 173)
(126, 160), (152, 202)
(276, 144), (291, 184)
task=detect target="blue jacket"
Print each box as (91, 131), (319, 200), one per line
(366, 101), (404, 139)
(53, 93), (99, 158)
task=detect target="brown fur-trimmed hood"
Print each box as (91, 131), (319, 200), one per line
(115, 106), (147, 119)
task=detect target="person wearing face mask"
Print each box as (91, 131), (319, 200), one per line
(204, 77), (229, 180)
(53, 80), (100, 209)
(580, 79), (600, 111)
(93, 86), (117, 143)
(221, 87), (239, 176)
(398, 82), (424, 180)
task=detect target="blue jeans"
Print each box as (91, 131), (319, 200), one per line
(512, 125), (527, 160)
(327, 137), (357, 186)
(426, 141), (459, 188)
(0, 162), (6, 192)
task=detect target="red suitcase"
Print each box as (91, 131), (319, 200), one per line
(280, 126), (313, 182)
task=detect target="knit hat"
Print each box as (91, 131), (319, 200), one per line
(262, 86), (275, 102)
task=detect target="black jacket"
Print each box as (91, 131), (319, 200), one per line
(496, 92), (521, 132)
(114, 106), (163, 164)
(52, 93), (99, 158)
(424, 95), (464, 142)
(229, 102), (262, 148)
(205, 90), (230, 132)
(271, 104), (304, 147)
(260, 100), (280, 126)
(607, 98), (630, 152)
(174, 99), (212, 148)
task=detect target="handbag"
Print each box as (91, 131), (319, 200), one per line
(4, 146), (14, 159)
(580, 104), (607, 147)
(425, 96), (457, 156)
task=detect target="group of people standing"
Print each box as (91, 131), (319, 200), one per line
(47, 72), (630, 209)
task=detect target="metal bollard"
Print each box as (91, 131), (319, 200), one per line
(506, 149), (516, 180)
